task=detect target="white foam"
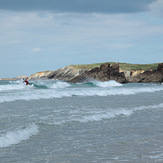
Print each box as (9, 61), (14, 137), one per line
(44, 103), (163, 125)
(94, 80), (123, 87)
(0, 124), (39, 148)
(1, 84), (163, 103)
(0, 81), (33, 92)
(9, 80), (21, 84)
(0, 84), (24, 92)
(51, 81), (70, 89)
(149, 153), (163, 161)
(77, 109), (133, 123)
(74, 103), (163, 123)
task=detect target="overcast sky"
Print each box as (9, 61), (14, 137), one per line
(0, 0), (163, 78)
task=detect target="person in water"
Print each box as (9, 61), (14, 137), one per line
(23, 78), (30, 85)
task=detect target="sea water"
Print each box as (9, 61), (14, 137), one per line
(0, 79), (163, 163)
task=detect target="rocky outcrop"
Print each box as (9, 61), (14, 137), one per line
(127, 63), (163, 83)
(47, 65), (89, 81)
(13, 62), (162, 84)
(68, 63), (127, 83)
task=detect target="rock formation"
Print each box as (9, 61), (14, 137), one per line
(12, 62), (162, 84)
(127, 63), (163, 83)
(47, 65), (89, 81)
(46, 62), (163, 84)
(68, 63), (127, 83)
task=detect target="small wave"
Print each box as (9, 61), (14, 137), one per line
(0, 124), (39, 148)
(72, 103), (163, 123)
(93, 80), (123, 87)
(51, 81), (70, 89)
(32, 83), (48, 89)
(77, 109), (133, 123)
(9, 80), (21, 84)
(0, 84), (25, 92)
(0, 80), (34, 92)
(1, 84), (163, 103)
(44, 103), (163, 125)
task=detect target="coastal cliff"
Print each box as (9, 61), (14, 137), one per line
(18, 62), (163, 84)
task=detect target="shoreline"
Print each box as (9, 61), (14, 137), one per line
(1, 62), (163, 83)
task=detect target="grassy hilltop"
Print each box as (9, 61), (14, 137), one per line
(71, 62), (159, 71)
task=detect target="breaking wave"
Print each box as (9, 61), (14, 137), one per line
(92, 80), (122, 87)
(0, 84), (27, 92)
(43, 103), (163, 125)
(78, 103), (163, 123)
(1, 85), (163, 103)
(51, 81), (70, 89)
(1, 79), (163, 103)
(0, 124), (39, 148)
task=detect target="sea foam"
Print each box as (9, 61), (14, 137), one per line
(93, 80), (122, 87)
(0, 124), (39, 148)
(44, 103), (163, 125)
(1, 83), (163, 103)
(74, 103), (163, 123)
(51, 81), (70, 89)
(0, 84), (25, 92)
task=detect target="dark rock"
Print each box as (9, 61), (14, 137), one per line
(109, 63), (119, 75)
(139, 70), (163, 83)
(68, 75), (87, 83)
(68, 63), (127, 83)
(157, 63), (163, 71)
(100, 63), (110, 70)
(48, 63), (163, 84)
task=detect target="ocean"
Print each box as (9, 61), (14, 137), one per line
(0, 79), (163, 163)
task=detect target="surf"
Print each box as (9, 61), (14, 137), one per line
(39, 102), (163, 125)
(0, 123), (39, 148)
(1, 80), (163, 103)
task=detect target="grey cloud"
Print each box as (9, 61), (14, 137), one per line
(0, 0), (156, 13)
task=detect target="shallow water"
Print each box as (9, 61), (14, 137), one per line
(0, 79), (163, 163)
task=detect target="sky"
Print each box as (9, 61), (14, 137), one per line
(0, 0), (163, 78)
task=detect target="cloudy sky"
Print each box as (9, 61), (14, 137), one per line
(0, 0), (163, 78)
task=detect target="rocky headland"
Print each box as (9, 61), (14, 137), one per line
(2, 62), (163, 83)
(28, 62), (163, 84)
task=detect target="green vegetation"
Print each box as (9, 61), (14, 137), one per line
(119, 63), (159, 71)
(71, 62), (159, 71)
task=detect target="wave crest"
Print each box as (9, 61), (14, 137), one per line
(51, 81), (70, 89)
(0, 124), (39, 148)
(93, 80), (122, 87)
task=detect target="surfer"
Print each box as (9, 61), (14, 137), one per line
(23, 78), (30, 85)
